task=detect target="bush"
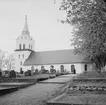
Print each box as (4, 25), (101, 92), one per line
(33, 69), (39, 75)
(9, 70), (16, 78)
(39, 69), (49, 74)
(50, 69), (56, 74)
(20, 69), (24, 74)
(25, 70), (31, 76)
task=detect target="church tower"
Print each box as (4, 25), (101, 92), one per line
(15, 15), (35, 72)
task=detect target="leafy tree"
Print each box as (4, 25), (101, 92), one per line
(59, 0), (106, 72)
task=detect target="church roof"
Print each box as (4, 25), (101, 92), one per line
(24, 49), (88, 66)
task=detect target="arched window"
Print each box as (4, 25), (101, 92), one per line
(23, 44), (25, 49)
(41, 65), (44, 70)
(60, 65), (64, 72)
(31, 45), (32, 50)
(19, 55), (20, 59)
(71, 65), (76, 74)
(85, 64), (87, 71)
(19, 44), (21, 49)
(29, 44), (30, 49)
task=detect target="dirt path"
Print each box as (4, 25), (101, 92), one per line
(0, 74), (76, 105)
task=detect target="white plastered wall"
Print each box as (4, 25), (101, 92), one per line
(34, 63), (89, 74)
(14, 51), (31, 72)
(16, 35), (34, 50)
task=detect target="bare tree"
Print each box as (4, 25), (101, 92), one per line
(5, 54), (15, 71)
(0, 50), (7, 71)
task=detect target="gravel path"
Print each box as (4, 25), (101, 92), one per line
(0, 74), (76, 105)
(0, 83), (63, 105)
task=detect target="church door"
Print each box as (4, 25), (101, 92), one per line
(85, 64), (87, 71)
(71, 65), (76, 74)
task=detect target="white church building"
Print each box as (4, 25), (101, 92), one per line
(14, 16), (92, 74)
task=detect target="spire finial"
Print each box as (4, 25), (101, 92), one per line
(22, 15), (30, 35)
(25, 15), (27, 21)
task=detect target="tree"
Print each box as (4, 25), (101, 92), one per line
(59, 0), (106, 72)
(0, 50), (7, 71)
(5, 54), (15, 71)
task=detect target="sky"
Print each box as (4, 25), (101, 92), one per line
(0, 0), (73, 54)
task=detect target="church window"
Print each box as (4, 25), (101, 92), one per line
(20, 61), (22, 65)
(19, 44), (21, 49)
(85, 64), (87, 71)
(41, 65), (44, 70)
(29, 44), (30, 49)
(71, 65), (76, 74)
(60, 65), (64, 72)
(19, 55), (20, 59)
(23, 44), (25, 49)
(31, 45), (32, 50)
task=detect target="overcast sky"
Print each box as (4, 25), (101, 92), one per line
(0, 0), (73, 54)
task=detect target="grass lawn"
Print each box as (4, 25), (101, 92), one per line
(55, 93), (106, 105)
(16, 74), (55, 79)
(76, 70), (106, 79)
(47, 71), (106, 105)
(0, 74), (56, 83)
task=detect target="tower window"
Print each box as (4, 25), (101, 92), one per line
(23, 44), (25, 49)
(19, 44), (21, 49)
(19, 55), (20, 59)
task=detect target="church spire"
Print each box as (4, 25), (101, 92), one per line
(22, 15), (30, 35)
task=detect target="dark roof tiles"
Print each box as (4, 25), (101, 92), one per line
(24, 49), (87, 66)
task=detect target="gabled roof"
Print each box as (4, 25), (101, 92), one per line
(24, 49), (88, 66)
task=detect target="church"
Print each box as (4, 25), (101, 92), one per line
(14, 16), (92, 74)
